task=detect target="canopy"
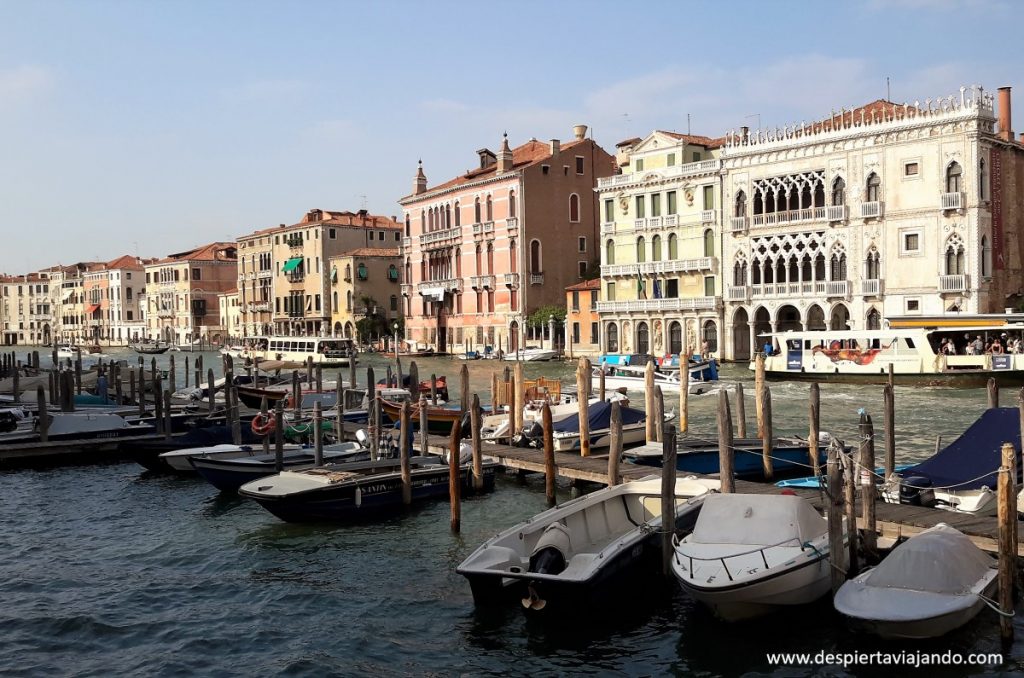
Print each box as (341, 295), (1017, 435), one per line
(902, 407), (1021, 491)
(86, 304), (100, 314)
(863, 524), (993, 594)
(282, 257), (303, 273)
(419, 287), (445, 301)
(690, 493), (827, 546)
(552, 400), (645, 434)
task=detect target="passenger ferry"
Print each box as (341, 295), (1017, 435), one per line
(756, 325), (1024, 387)
(245, 336), (357, 367)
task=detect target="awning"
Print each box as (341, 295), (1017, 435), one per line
(282, 257), (303, 273)
(420, 287), (445, 301)
(86, 304), (100, 314)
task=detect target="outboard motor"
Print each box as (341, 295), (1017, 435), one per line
(899, 475), (936, 507)
(0, 410), (19, 433)
(458, 410), (473, 439)
(522, 522), (574, 611)
(512, 420), (543, 448)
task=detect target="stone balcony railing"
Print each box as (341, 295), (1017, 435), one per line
(400, 283), (413, 296)
(941, 192), (964, 211)
(505, 217), (518, 233)
(503, 273), (520, 288)
(749, 280), (849, 298)
(595, 159), (722, 189)
(470, 275), (496, 289)
(826, 205), (848, 222)
(938, 274), (969, 293)
(402, 237), (412, 250)
(601, 257), (716, 278)
(529, 273), (544, 285)
(257, 270), (272, 279)
(419, 229), (460, 247)
(726, 285), (750, 302)
(248, 302), (270, 312)
(418, 279), (462, 294)
(601, 221), (615, 234)
(860, 279), (882, 297)
(595, 296), (720, 313)
(701, 209), (716, 223)
(860, 201), (884, 219)
(472, 221), (495, 237)
(729, 216), (748, 233)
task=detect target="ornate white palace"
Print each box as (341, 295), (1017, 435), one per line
(719, 85), (1022, 360)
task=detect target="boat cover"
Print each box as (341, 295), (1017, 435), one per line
(551, 400), (645, 433)
(902, 407), (1021, 491)
(862, 524), (993, 594)
(690, 493), (827, 546)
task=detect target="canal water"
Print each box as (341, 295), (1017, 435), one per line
(3, 348), (1023, 675)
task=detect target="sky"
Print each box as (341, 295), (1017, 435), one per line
(0, 0), (1020, 273)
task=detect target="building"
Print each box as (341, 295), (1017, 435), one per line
(327, 247), (402, 342)
(595, 131), (726, 358)
(105, 255), (150, 344)
(218, 289), (241, 339)
(1, 273), (52, 345)
(565, 278), (601, 357)
(144, 242), (238, 344)
(721, 85), (1024, 360)
(398, 126), (615, 352)
(237, 208), (402, 338)
(82, 264), (110, 343)
(46, 263), (96, 345)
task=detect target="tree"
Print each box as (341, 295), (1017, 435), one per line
(526, 305), (566, 329)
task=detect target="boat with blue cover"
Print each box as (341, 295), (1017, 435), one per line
(516, 400), (648, 452)
(625, 436), (834, 480)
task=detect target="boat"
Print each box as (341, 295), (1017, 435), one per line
(757, 325), (1024, 387)
(457, 475), (719, 611)
(515, 400), (649, 453)
(457, 350), (482, 360)
(187, 442), (367, 491)
(626, 436), (837, 480)
(125, 424), (262, 473)
(881, 407), (1021, 516)
(0, 411), (156, 444)
(777, 465), (913, 489)
(246, 336), (357, 367)
(133, 340), (171, 355)
(503, 348), (559, 362)
(378, 391), (463, 434)
(55, 344), (81, 360)
(238, 457), (497, 522)
(601, 352), (720, 380)
(592, 362), (717, 395)
(834, 524), (997, 639)
(85, 344), (103, 356)
(160, 442), (300, 472)
(671, 493), (840, 621)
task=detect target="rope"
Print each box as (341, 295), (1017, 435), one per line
(978, 593), (1015, 618)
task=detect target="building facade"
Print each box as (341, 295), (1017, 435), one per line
(47, 263), (94, 344)
(1, 273), (52, 345)
(565, 278), (601, 357)
(328, 247), (402, 341)
(144, 242), (238, 344)
(399, 127), (615, 352)
(721, 85), (1024, 360)
(106, 255), (149, 344)
(595, 131), (726, 358)
(218, 289), (241, 339)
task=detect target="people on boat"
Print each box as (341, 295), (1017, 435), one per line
(763, 341), (774, 356)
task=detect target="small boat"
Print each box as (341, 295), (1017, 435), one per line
(671, 493), (840, 621)
(159, 442), (300, 473)
(0, 411), (156, 444)
(125, 424), (262, 473)
(189, 442), (367, 491)
(834, 524), (997, 639)
(516, 400), (649, 452)
(378, 392), (462, 434)
(133, 341), (171, 355)
(457, 475), (720, 611)
(503, 348), (559, 362)
(238, 457), (497, 522)
(85, 344), (103, 356)
(881, 407), (1021, 516)
(625, 436), (838, 480)
(55, 344), (81, 360)
(777, 464), (913, 489)
(592, 362), (716, 395)
(457, 351), (482, 360)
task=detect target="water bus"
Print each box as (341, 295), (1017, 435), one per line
(246, 336), (357, 367)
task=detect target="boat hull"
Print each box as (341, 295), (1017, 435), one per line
(378, 398), (461, 434)
(631, 445), (826, 480)
(191, 448), (368, 492)
(763, 369), (1024, 388)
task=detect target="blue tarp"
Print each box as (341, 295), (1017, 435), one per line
(552, 400), (646, 434)
(902, 407), (1021, 491)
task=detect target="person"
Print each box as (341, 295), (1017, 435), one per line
(700, 339), (710, 360)
(992, 339), (1005, 355)
(972, 335), (984, 355)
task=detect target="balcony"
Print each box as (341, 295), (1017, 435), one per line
(419, 229), (460, 248)
(505, 217), (519, 233)
(634, 218), (647, 231)
(248, 302), (270, 312)
(938, 274), (969, 293)
(595, 159), (722, 189)
(601, 221), (615, 234)
(157, 308), (174, 318)
(860, 201), (884, 219)
(417, 279), (462, 294)
(825, 280), (849, 298)
(729, 216), (748, 233)
(826, 205), (847, 222)
(257, 270), (272, 279)
(285, 236), (304, 248)
(941, 192), (964, 211)
(726, 285), (750, 302)
(469, 275), (496, 290)
(663, 214), (679, 227)
(701, 209), (717, 223)
(503, 273), (520, 288)
(401, 283), (413, 296)
(752, 281), (828, 298)
(529, 273), (544, 285)
(752, 207), (827, 228)
(402, 237), (412, 250)
(601, 258), (716, 278)
(595, 296), (720, 313)
(286, 273), (305, 284)
(860, 279), (882, 297)
(472, 221), (495, 238)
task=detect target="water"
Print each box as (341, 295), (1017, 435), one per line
(4, 349), (1024, 675)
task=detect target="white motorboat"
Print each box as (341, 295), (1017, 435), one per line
(503, 348), (559, 362)
(159, 442), (302, 473)
(479, 393), (631, 442)
(0, 411), (156, 444)
(834, 524), (997, 639)
(55, 344), (81, 360)
(593, 363), (714, 395)
(458, 476), (720, 611)
(671, 493), (839, 621)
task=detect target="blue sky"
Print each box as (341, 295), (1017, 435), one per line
(0, 0), (1019, 273)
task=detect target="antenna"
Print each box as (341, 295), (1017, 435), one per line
(359, 194), (368, 210)
(745, 113), (761, 130)
(886, 76), (891, 102)
(687, 113), (691, 136)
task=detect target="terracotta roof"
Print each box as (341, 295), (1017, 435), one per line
(105, 254), (148, 270)
(658, 131), (727, 149)
(221, 288), (238, 295)
(337, 248), (401, 258)
(616, 137), (642, 148)
(154, 241), (237, 264)
(241, 211), (401, 239)
(565, 278), (601, 291)
(813, 99), (922, 133)
(403, 138), (590, 201)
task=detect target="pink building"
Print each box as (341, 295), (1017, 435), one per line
(398, 126), (614, 352)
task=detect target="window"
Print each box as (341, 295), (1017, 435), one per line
(979, 158), (987, 200)
(390, 295), (398, 311)
(866, 173), (881, 202)
(704, 276), (715, 297)
(734, 190), (746, 217)
(569, 194), (580, 222)
(650, 193), (661, 218)
(508, 192), (516, 218)
(590, 290), (597, 306)
(571, 290), (580, 311)
(668, 233), (678, 259)
(637, 322), (650, 354)
(578, 237), (586, 253)
(703, 185), (714, 210)
(635, 196), (645, 219)
(507, 242), (514, 273)
(667, 191), (677, 215)
(604, 199), (614, 222)
(607, 281), (615, 300)
(395, 232), (400, 241)
(388, 264), (398, 281)
(946, 162), (963, 193)
(487, 242), (494, 273)
(606, 322), (618, 352)
(530, 240), (541, 272)
(329, 228), (336, 239)
(474, 198), (481, 223)
(831, 177), (846, 205)
(578, 261), (587, 277)
(667, 152), (676, 166)
(542, 165), (550, 175)
(865, 249), (881, 279)
(904, 162), (919, 177)
(634, 158), (644, 172)
(636, 237), (646, 263)
(901, 231), (921, 255)
(369, 231), (375, 241)
(703, 229), (715, 257)
(651, 235), (662, 262)
(605, 239), (615, 265)
(906, 299), (920, 313)
(692, 152), (701, 162)
(357, 263), (368, 280)
(575, 156), (585, 175)
(315, 294), (321, 311)
(982, 235), (992, 277)
(454, 201), (461, 226)
(945, 237), (965, 275)
(572, 322), (580, 344)
(666, 279), (678, 298)
(486, 196), (493, 221)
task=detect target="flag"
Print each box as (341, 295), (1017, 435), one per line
(653, 279), (662, 299)
(637, 272), (646, 299)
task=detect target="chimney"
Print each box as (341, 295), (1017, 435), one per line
(573, 124), (588, 140)
(550, 138), (560, 156)
(998, 87), (1013, 141)
(413, 159), (427, 195)
(740, 126), (750, 144)
(477, 148), (496, 169)
(496, 132), (513, 173)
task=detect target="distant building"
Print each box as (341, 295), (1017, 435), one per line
(144, 242), (238, 344)
(46, 263), (96, 345)
(327, 247), (402, 342)
(565, 278), (601, 357)
(0, 273), (52, 345)
(218, 289), (241, 339)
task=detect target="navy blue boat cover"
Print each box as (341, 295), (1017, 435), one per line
(551, 401), (646, 433)
(903, 407), (1021, 490)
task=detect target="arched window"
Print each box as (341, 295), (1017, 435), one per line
(420, 210), (425, 231)
(636, 322), (650, 355)
(332, 291), (338, 309)
(445, 204), (451, 229)
(814, 253), (826, 281)
(831, 177), (846, 206)
(702, 320), (718, 354)
(388, 264), (398, 281)
(606, 323), (618, 353)
(390, 295), (398, 312)
(346, 290), (352, 311)
(866, 308), (881, 330)
(636, 236), (646, 263)
(486, 242), (494, 273)
(945, 237), (965, 275)
(733, 261), (746, 286)
(357, 263), (367, 280)
(508, 191), (516, 218)
(865, 249), (881, 280)
(454, 201), (461, 227)
(475, 244), (482, 273)
(946, 162), (963, 193)
(569, 194), (580, 223)
(428, 208), (434, 231)
(734, 190), (747, 218)
(979, 159), (987, 200)
(404, 215), (410, 237)
(605, 239), (615, 265)
(344, 264), (351, 281)
(982, 235), (992, 278)
(651, 235), (662, 262)
(866, 173), (880, 202)
(830, 252), (847, 281)
(486, 195), (493, 221)
(668, 233), (678, 259)
(405, 258), (411, 283)
(669, 321), (682, 355)
(474, 198), (481, 223)
(455, 249), (462, 277)
(703, 229), (715, 257)
(530, 240), (541, 272)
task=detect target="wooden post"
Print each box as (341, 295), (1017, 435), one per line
(274, 400), (284, 472)
(291, 370), (300, 419)
(408, 361), (418, 396)
(490, 372), (498, 414)
(207, 369), (215, 414)
(859, 412), (877, 555)
(827, 442), (847, 594)
(36, 385), (48, 443)
(471, 394), (483, 490)
(988, 377), (999, 409)
(48, 370), (55, 406)
(374, 393), (383, 460)
(169, 354), (176, 394)
(316, 364), (323, 393)
(184, 356), (190, 388)
(598, 367), (606, 402)
(348, 360), (357, 393)
(882, 384), (895, 479)
(653, 385), (665, 443)
(661, 424), (678, 578)
(75, 357), (82, 395)
(400, 400), (412, 505)
(386, 365), (393, 389)
(998, 441), (1017, 646)
(644, 360), (655, 442)
(431, 374), (438, 405)
(887, 362), (894, 390)
(509, 371), (519, 434)
(608, 400), (622, 486)
(514, 362), (524, 437)
(306, 356), (313, 390)
(448, 416), (463, 532)
(366, 366), (375, 399)
(336, 375), (344, 443)
(163, 390), (173, 442)
(64, 371), (75, 412)
(460, 363), (470, 411)
(150, 357), (156, 387)
(313, 401), (324, 466)
(260, 396), (270, 456)
(735, 382), (746, 439)
(809, 382), (821, 477)
(367, 397), (378, 462)
(754, 353), (765, 438)
(543, 403), (556, 506)
(114, 365), (122, 405)
(11, 365), (19, 403)
(717, 389), (734, 493)
(843, 451), (859, 578)
(229, 380), (241, 445)
(194, 361), (200, 393)
(153, 376), (164, 435)
(680, 346), (690, 435)
(761, 385), (774, 480)
(135, 367), (143, 415)
(419, 397), (429, 457)
(577, 357), (591, 456)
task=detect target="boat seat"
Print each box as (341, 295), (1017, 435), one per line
(579, 499), (633, 547)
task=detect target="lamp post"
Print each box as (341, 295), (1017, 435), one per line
(393, 321), (399, 359)
(548, 314), (556, 352)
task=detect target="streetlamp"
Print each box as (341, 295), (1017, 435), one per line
(393, 321), (399, 358)
(548, 314), (555, 351)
